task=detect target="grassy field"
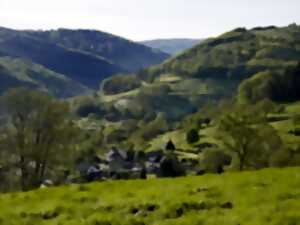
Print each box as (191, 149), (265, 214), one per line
(147, 101), (300, 154)
(0, 167), (299, 225)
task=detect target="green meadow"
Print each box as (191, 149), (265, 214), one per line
(0, 167), (299, 225)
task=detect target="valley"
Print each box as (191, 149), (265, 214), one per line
(0, 22), (299, 225)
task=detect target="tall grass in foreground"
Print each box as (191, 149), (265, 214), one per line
(0, 167), (299, 225)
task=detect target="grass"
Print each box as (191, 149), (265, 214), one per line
(270, 102), (300, 149)
(0, 167), (299, 225)
(99, 88), (140, 103)
(148, 101), (300, 154)
(156, 74), (182, 83)
(147, 125), (219, 153)
(99, 76), (211, 104)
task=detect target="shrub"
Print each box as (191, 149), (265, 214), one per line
(158, 155), (186, 177)
(72, 96), (103, 118)
(134, 113), (169, 141)
(200, 149), (232, 173)
(269, 149), (293, 167)
(289, 128), (300, 136)
(186, 129), (200, 144)
(165, 140), (176, 151)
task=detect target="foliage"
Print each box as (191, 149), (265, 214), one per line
(101, 74), (141, 95)
(157, 155), (186, 177)
(0, 28), (122, 89)
(99, 26), (300, 129)
(127, 113), (170, 150)
(200, 148), (232, 173)
(72, 96), (103, 118)
(0, 88), (78, 190)
(0, 57), (90, 97)
(29, 28), (169, 72)
(165, 140), (176, 151)
(140, 25), (300, 81)
(186, 128), (200, 144)
(238, 63), (300, 103)
(216, 102), (283, 170)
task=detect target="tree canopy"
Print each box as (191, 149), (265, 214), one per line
(0, 88), (78, 190)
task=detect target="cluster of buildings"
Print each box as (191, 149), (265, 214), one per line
(73, 142), (189, 182)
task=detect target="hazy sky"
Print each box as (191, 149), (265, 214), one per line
(0, 0), (299, 41)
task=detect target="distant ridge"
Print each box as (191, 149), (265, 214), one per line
(140, 38), (204, 55)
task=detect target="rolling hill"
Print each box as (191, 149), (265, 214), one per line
(0, 27), (123, 89)
(154, 25), (300, 80)
(99, 24), (300, 122)
(140, 38), (203, 55)
(0, 27), (169, 96)
(0, 57), (91, 97)
(27, 28), (169, 72)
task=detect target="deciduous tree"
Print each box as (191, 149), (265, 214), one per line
(0, 88), (78, 190)
(216, 103), (283, 170)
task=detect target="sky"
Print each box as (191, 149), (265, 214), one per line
(0, 0), (299, 41)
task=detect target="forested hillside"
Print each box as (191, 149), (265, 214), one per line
(83, 25), (300, 154)
(28, 29), (169, 71)
(0, 57), (90, 97)
(0, 27), (169, 96)
(101, 25), (300, 116)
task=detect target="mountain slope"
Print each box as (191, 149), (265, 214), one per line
(0, 57), (91, 97)
(99, 25), (300, 122)
(24, 28), (170, 72)
(0, 27), (123, 89)
(141, 38), (203, 55)
(158, 25), (300, 79)
(0, 27), (169, 92)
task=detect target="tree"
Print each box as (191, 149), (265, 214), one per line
(158, 155), (185, 177)
(72, 96), (103, 118)
(216, 103), (283, 171)
(166, 140), (176, 151)
(0, 88), (78, 191)
(186, 128), (200, 144)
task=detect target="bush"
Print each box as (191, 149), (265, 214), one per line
(289, 128), (300, 136)
(165, 140), (176, 151)
(200, 149), (232, 173)
(186, 129), (200, 144)
(72, 96), (103, 118)
(138, 113), (169, 141)
(158, 155), (186, 177)
(269, 149), (293, 167)
(106, 129), (128, 144)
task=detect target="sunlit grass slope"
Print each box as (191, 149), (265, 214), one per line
(0, 167), (299, 225)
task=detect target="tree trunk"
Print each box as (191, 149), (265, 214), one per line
(20, 156), (29, 191)
(239, 154), (246, 171)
